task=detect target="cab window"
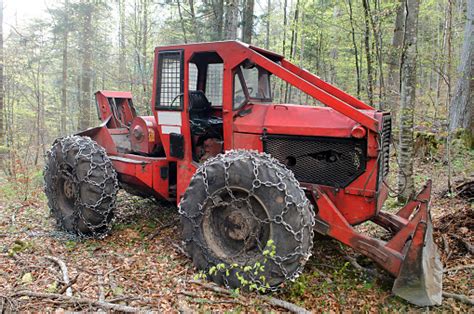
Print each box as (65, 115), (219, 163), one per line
(233, 62), (271, 110)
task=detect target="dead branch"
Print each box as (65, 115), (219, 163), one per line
(260, 296), (311, 314)
(442, 234), (450, 256)
(58, 274), (79, 295)
(0, 295), (17, 313)
(449, 233), (474, 254)
(188, 280), (310, 313)
(442, 292), (474, 306)
(106, 295), (155, 304)
(147, 219), (178, 240)
(11, 291), (141, 312)
(97, 270), (105, 302)
(171, 242), (189, 257)
(107, 296), (141, 303)
(444, 264), (474, 273)
(188, 280), (233, 296)
(178, 291), (246, 306)
(44, 256), (73, 297)
(107, 261), (118, 294)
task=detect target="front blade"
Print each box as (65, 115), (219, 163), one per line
(392, 215), (443, 306)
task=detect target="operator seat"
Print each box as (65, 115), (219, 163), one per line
(188, 90), (223, 161)
(189, 90), (212, 120)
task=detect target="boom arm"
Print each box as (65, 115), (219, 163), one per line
(246, 48), (379, 132)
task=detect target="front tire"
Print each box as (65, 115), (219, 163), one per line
(44, 136), (118, 237)
(179, 150), (314, 290)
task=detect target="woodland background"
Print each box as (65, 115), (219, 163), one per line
(0, 0), (472, 312)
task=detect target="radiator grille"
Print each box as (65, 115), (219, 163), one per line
(263, 135), (367, 188)
(378, 115), (392, 188)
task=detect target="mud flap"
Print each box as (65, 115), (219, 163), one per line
(392, 214), (443, 306)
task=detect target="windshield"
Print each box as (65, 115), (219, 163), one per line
(233, 63), (272, 110)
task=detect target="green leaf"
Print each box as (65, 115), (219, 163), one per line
(46, 281), (58, 293)
(21, 273), (33, 284)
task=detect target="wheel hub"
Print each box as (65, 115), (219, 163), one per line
(225, 211), (254, 241)
(202, 188), (270, 262)
(63, 179), (74, 199)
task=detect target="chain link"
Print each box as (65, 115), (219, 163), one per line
(44, 136), (119, 239)
(179, 150), (315, 291)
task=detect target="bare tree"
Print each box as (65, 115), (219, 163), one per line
(118, 0), (127, 88)
(348, 0), (361, 98)
(362, 0), (374, 106)
(60, 0), (69, 135)
(177, 0), (188, 43)
(0, 0), (3, 143)
(224, 0), (238, 40)
(398, 0), (420, 202)
(189, 0), (201, 41)
(207, 0), (224, 40)
(242, 0), (254, 43)
(449, 0), (473, 145)
(265, 0), (271, 49)
(387, 0), (405, 113)
(78, 1), (93, 131)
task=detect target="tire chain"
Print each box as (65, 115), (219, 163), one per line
(179, 150), (315, 291)
(44, 136), (119, 239)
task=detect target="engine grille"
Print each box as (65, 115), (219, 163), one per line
(263, 135), (367, 188)
(377, 114), (392, 189)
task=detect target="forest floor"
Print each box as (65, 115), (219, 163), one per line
(0, 150), (472, 312)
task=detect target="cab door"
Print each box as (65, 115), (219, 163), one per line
(153, 49), (186, 160)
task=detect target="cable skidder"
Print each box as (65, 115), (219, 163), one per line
(44, 41), (443, 306)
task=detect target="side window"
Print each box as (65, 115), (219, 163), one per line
(189, 63), (198, 91)
(206, 63), (223, 106)
(233, 73), (246, 109)
(156, 50), (183, 109)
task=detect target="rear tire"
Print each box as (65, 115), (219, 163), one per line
(179, 150), (314, 290)
(44, 136), (118, 237)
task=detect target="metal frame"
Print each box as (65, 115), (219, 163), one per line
(155, 50), (185, 110)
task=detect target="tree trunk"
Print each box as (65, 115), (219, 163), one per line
(449, 0), (473, 145)
(0, 0), (3, 143)
(286, 0), (300, 102)
(398, 0), (420, 202)
(78, 1), (93, 131)
(387, 0), (405, 112)
(329, 5), (339, 85)
(348, 0), (361, 98)
(210, 0), (224, 40)
(224, 0), (238, 40)
(445, 0), (453, 111)
(242, 0), (254, 43)
(282, 0), (288, 55)
(371, 0), (385, 109)
(177, 0), (188, 43)
(189, 0), (201, 41)
(265, 0), (270, 49)
(60, 0), (69, 136)
(118, 0), (127, 89)
(362, 0), (374, 107)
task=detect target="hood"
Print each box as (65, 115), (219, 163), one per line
(234, 103), (376, 138)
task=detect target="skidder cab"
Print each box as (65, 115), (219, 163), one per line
(44, 41), (442, 306)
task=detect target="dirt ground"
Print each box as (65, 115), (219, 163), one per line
(0, 157), (472, 312)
